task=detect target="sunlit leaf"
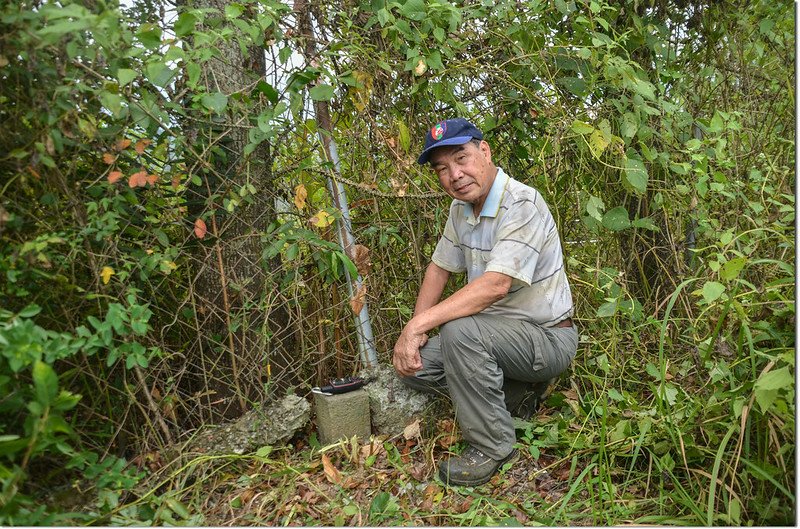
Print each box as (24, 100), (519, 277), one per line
(194, 218), (207, 239)
(128, 170), (148, 188)
(571, 120), (594, 135)
(701, 281), (725, 304)
(310, 210), (334, 228)
(134, 139), (152, 154)
(117, 68), (136, 87)
(114, 139), (131, 151)
(754, 367), (792, 413)
(294, 184), (307, 210)
(720, 257), (746, 281)
(321, 453), (342, 484)
(588, 129), (609, 158)
(100, 266), (115, 285)
(33, 360), (58, 407)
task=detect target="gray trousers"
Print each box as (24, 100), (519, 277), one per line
(400, 313), (578, 460)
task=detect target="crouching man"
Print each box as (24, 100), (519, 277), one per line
(393, 118), (577, 486)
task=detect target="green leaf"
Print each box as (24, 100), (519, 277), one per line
(588, 129), (609, 158)
(620, 112), (638, 139)
(585, 194), (604, 221)
(201, 92), (228, 114)
(18, 304), (42, 318)
(645, 362), (662, 381)
(756, 367), (793, 391)
(256, 445), (273, 458)
(555, 0), (577, 15)
(397, 0), (426, 21)
(99, 91), (123, 117)
(596, 300), (617, 318)
(136, 23), (162, 49)
(117, 68), (137, 88)
(426, 50), (443, 71)
(669, 162), (690, 175)
(720, 257), (746, 281)
(309, 84), (335, 101)
(701, 281), (726, 304)
(145, 61), (174, 88)
(256, 80), (279, 105)
(186, 62), (201, 88)
(174, 12), (198, 37)
(165, 498), (191, 519)
(708, 111), (724, 133)
(601, 207), (630, 231)
(630, 78), (656, 100)
(225, 3), (244, 18)
(631, 217), (660, 231)
(608, 388), (624, 402)
(571, 120), (594, 135)
(754, 367), (792, 413)
(398, 120), (410, 153)
(622, 157), (648, 195)
(33, 360), (58, 407)
(558, 76), (588, 97)
(153, 229), (170, 247)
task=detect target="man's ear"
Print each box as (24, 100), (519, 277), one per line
(479, 139), (492, 160)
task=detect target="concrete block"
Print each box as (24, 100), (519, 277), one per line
(360, 364), (431, 436)
(313, 388), (371, 444)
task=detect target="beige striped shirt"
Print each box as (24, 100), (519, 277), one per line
(431, 168), (574, 327)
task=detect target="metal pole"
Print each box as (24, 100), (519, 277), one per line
(297, 0), (377, 367)
(318, 136), (378, 367)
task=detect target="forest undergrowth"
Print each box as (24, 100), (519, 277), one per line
(0, 0), (795, 525)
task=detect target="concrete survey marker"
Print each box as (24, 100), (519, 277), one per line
(313, 388), (372, 445)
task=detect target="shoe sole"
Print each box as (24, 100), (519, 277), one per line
(438, 448), (519, 487)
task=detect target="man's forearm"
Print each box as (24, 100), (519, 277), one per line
(408, 271), (511, 335)
(414, 262), (450, 316)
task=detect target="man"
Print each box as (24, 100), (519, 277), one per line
(393, 117), (577, 486)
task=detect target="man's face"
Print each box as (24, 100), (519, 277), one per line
(429, 140), (496, 213)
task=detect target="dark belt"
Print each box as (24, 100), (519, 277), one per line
(553, 318), (573, 328)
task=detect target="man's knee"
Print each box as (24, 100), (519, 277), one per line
(399, 373), (447, 396)
(440, 316), (480, 348)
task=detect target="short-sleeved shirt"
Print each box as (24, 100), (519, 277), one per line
(431, 168), (574, 327)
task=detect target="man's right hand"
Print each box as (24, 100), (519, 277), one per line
(392, 321), (426, 377)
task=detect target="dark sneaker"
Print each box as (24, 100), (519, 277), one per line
(438, 446), (519, 486)
(511, 378), (556, 420)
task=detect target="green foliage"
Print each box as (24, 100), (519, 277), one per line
(0, 0), (793, 524)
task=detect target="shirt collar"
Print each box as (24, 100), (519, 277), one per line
(463, 168), (509, 219)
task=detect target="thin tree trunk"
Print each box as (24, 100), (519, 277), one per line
(184, 0), (295, 420)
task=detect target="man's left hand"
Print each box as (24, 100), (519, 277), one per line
(392, 321), (426, 377)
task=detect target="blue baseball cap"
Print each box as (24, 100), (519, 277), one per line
(417, 118), (484, 165)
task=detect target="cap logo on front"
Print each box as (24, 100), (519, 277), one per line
(431, 122), (446, 140)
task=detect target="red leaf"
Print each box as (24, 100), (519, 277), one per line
(107, 170), (123, 184)
(135, 139), (152, 154)
(103, 152), (117, 164)
(194, 218), (207, 239)
(146, 173), (158, 185)
(128, 170), (148, 188)
(115, 138), (132, 151)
